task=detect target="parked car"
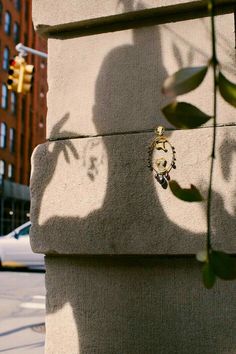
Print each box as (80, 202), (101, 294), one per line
(0, 221), (44, 269)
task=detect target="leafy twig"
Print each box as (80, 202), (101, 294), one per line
(160, 0), (236, 288)
(206, 0), (218, 257)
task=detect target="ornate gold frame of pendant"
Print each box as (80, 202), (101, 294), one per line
(147, 126), (176, 189)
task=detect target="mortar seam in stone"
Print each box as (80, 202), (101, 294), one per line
(47, 122), (236, 142)
(36, 0), (236, 39)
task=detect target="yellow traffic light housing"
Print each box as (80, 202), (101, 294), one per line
(7, 56), (34, 94)
(7, 56), (24, 92)
(22, 63), (34, 94)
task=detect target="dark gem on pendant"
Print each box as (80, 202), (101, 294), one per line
(155, 174), (168, 189)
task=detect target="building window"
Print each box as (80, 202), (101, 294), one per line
(1, 84), (8, 109)
(10, 92), (17, 114)
(0, 2), (3, 25)
(13, 22), (19, 44)
(0, 123), (7, 148)
(0, 160), (6, 183)
(0, 160), (4, 174)
(14, 0), (20, 11)
(8, 164), (14, 180)
(9, 128), (15, 152)
(3, 46), (9, 70)
(0, 159), (4, 185)
(4, 11), (11, 35)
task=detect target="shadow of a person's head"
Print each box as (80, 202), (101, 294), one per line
(93, 8), (168, 134)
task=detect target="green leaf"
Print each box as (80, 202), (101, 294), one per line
(218, 72), (236, 108)
(210, 251), (236, 280)
(169, 180), (204, 202)
(162, 102), (211, 129)
(162, 66), (208, 96)
(202, 262), (216, 289)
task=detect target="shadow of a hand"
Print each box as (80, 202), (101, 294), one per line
(49, 113), (80, 163)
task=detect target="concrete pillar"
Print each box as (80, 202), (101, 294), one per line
(31, 1), (236, 353)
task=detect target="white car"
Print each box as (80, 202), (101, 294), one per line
(0, 221), (44, 269)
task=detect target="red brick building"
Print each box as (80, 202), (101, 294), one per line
(0, 0), (47, 233)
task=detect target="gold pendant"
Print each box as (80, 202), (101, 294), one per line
(147, 126), (176, 189)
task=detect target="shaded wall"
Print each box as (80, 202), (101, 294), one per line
(31, 1), (236, 353)
(46, 256), (236, 354)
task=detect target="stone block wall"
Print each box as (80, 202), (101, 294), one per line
(31, 1), (236, 353)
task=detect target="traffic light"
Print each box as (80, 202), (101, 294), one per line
(22, 63), (34, 94)
(7, 56), (34, 94)
(7, 56), (23, 92)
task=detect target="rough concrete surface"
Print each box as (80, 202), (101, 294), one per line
(45, 256), (236, 354)
(31, 2), (236, 353)
(46, 14), (235, 139)
(30, 126), (236, 255)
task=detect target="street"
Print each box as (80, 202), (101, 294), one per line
(0, 269), (45, 353)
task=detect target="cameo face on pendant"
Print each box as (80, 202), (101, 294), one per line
(147, 126), (176, 189)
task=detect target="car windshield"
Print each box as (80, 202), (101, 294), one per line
(17, 225), (30, 237)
